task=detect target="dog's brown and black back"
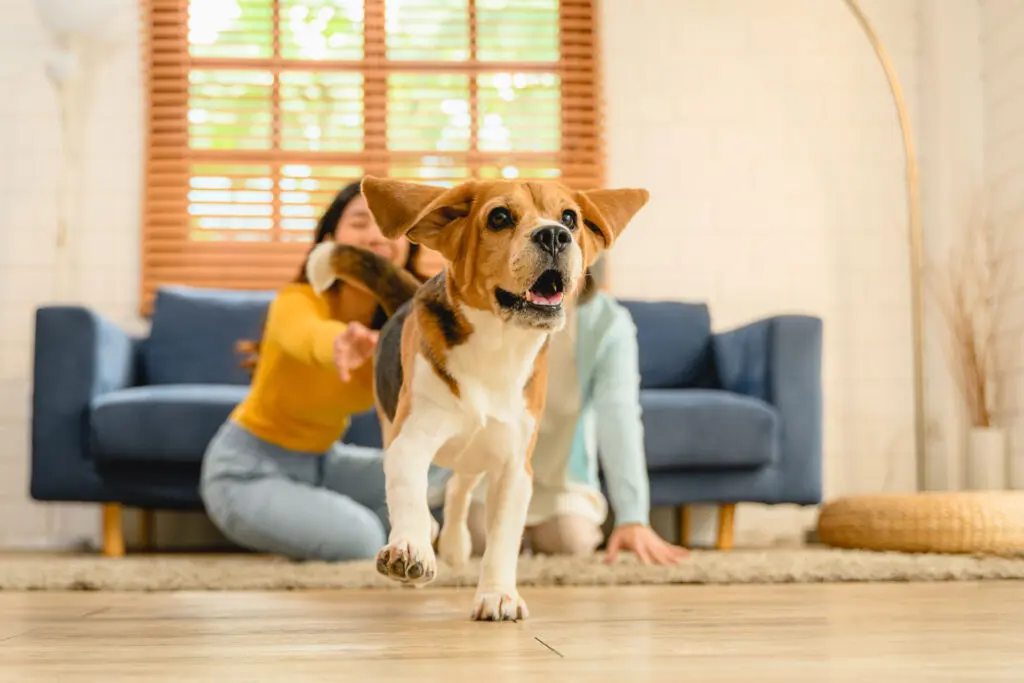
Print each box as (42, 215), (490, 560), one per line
(374, 296), (412, 423)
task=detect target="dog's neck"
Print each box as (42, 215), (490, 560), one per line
(459, 303), (550, 359)
(443, 302), (550, 425)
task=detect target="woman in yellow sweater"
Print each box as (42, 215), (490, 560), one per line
(199, 181), (440, 561)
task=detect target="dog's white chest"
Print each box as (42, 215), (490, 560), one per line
(445, 307), (548, 425)
(408, 306), (548, 471)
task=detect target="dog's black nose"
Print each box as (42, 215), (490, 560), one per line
(532, 225), (572, 257)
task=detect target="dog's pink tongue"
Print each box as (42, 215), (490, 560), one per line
(527, 290), (564, 306)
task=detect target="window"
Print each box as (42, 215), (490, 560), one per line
(140, 0), (604, 309)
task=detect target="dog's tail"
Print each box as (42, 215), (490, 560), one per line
(305, 242), (422, 316)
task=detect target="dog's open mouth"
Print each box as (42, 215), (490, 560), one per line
(495, 270), (565, 312)
(525, 269), (564, 307)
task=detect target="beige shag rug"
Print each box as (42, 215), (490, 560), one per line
(2, 548), (1023, 591)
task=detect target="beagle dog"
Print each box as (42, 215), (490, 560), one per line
(306, 177), (648, 621)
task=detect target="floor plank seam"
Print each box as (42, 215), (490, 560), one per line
(534, 636), (564, 659)
(0, 629), (34, 645)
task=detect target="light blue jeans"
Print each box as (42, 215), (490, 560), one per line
(200, 420), (392, 562)
(200, 419), (452, 562)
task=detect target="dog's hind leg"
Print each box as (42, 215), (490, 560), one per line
(437, 471), (483, 569)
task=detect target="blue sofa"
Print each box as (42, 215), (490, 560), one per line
(31, 286), (822, 555)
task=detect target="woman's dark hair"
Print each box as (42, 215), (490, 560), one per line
(295, 178), (421, 330)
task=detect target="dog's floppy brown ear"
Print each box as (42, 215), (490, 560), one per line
(361, 177), (475, 261)
(574, 188), (649, 248)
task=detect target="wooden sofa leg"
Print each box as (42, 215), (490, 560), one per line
(678, 505), (691, 547)
(102, 504), (125, 557)
(716, 503), (736, 551)
(139, 509), (157, 551)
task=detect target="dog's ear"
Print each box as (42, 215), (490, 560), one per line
(573, 188), (649, 249)
(361, 177), (476, 261)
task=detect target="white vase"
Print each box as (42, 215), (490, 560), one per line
(966, 426), (1007, 490)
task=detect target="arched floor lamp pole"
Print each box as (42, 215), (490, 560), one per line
(841, 0), (927, 491)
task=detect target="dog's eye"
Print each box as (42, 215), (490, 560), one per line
(487, 207), (514, 231)
(561, 209), (578, 230)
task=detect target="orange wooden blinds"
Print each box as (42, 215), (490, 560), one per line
(140, 0), (605, 311)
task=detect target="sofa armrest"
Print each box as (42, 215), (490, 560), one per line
(712, 315), (823, 504)
(30, 306), (140, 502)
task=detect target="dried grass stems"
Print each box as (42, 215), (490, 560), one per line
(927, 200), (1016, 429)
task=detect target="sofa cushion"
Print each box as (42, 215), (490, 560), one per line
(344, 410), (384, 449)
(619, 300), (719, 389)
(91, 385), (248, 465)
(144, 286), (275, 386)
(640, 389), (779, 471)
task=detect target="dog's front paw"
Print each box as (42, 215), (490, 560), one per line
(437, 522), (472, 569)
(376, 539), (437, 585)
(471, 590), (528, 622)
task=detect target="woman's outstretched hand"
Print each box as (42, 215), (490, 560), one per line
(604, 523), (688, 565)
(334, 322), (379, 382)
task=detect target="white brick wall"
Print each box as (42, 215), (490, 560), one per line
(3, 0), (1002, 549)
(0, 0), (66, 546)
(601, 0), (922, 541)
(0, 0), (142, 547)
(917, 2), (986, 491)
(980, 0), (1024, 481)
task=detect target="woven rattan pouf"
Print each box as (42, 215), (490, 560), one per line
(816, 491), (1024, 556)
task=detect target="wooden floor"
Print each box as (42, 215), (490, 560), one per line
(0, 582), (1022, 682)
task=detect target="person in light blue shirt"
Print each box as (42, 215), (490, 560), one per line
(459, 260), (687, 565)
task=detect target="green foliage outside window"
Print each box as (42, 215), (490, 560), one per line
(186, 0), (561, 240)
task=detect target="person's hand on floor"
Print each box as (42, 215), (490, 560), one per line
(334, 322), (379, 382)
(604, 523), (688, 565)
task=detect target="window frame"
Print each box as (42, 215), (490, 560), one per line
(140, 0), (604, 313)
